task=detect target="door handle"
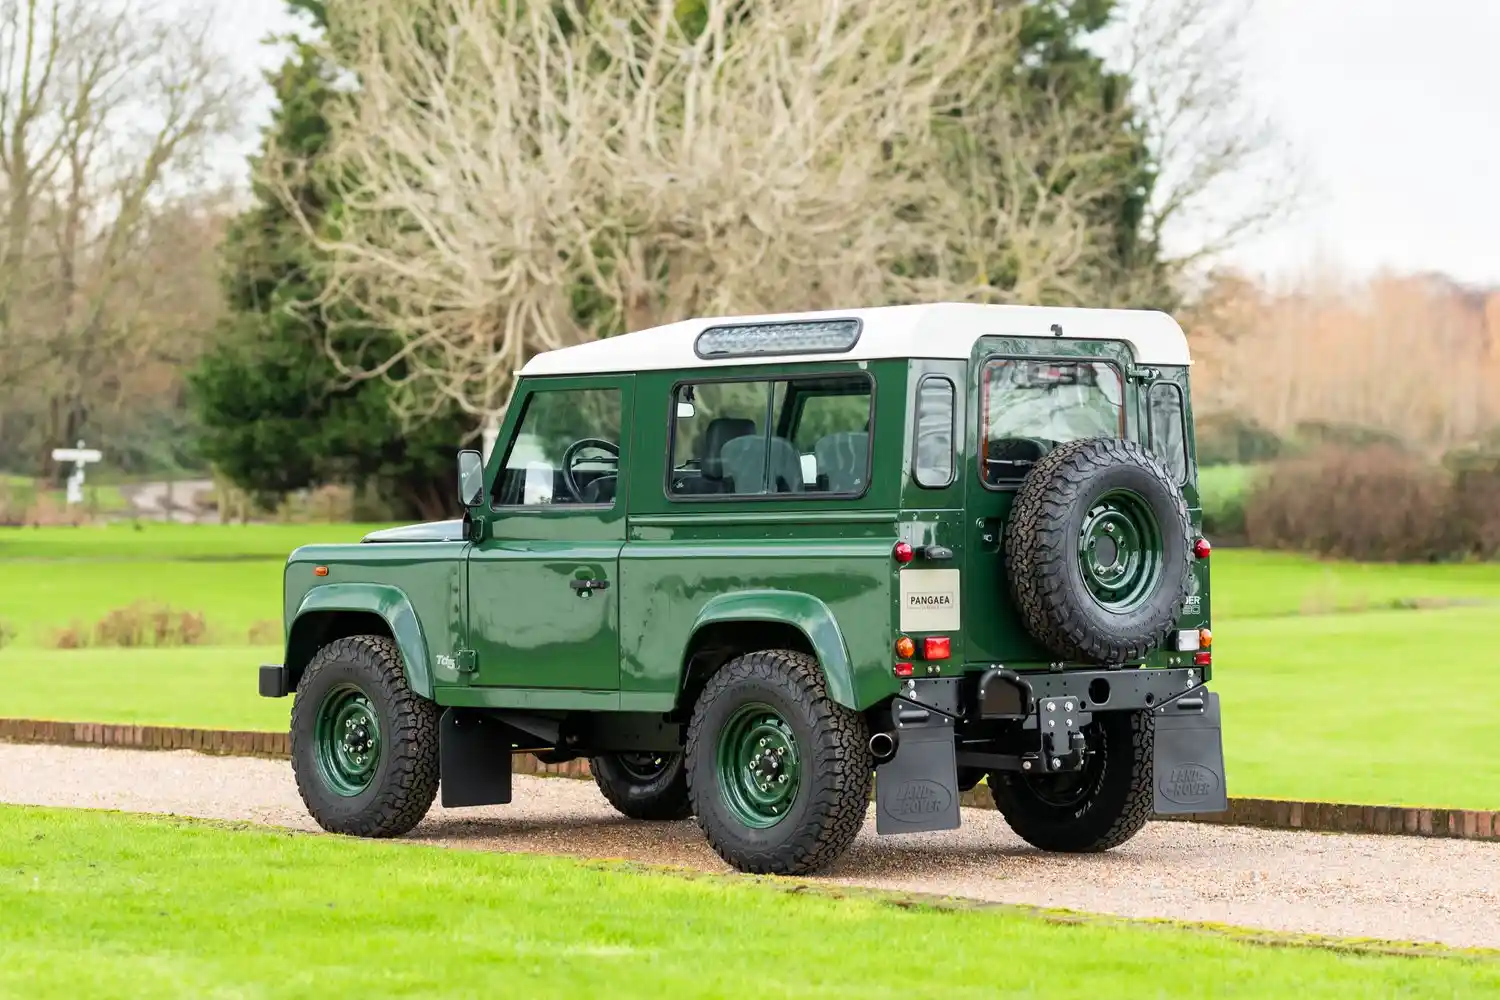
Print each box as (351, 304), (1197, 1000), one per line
(569, 578), (610, 595)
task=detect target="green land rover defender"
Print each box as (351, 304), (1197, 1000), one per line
(259, 303), (1227, 875)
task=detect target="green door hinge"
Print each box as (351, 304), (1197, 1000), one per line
(456, 649), (477, 673)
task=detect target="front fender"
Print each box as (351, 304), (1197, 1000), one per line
(687, 590), (857, 708)
(287, 584), (433, 698)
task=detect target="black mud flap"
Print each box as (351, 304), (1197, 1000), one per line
(875, 699), (961, 835)
(1152, 691), (1228, 815)
(439, 709), (513, 808)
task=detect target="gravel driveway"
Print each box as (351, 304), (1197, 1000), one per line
(3, 742), (1497, 949)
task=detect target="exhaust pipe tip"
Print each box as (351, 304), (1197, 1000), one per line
(868, 731), (897, 761)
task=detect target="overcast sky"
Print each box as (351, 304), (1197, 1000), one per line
(214, 0), (1500, 288)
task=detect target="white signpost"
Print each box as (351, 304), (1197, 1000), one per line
(50, 440), (103, 506)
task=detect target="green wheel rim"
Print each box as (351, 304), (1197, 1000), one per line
(1078, 488), (1164, 613)
(314, 684), (382, 797)
(715, 702), (800, 829)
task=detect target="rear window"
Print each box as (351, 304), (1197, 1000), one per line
(979, 359), (1123, 486)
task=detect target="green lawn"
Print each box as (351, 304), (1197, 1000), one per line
(1, 560), (286, 646)
(1216, 605), (1499, 809)
(0, 647), (286, 731)
(0, 522), (388, 561)
(1209, 549), (1500, 619)
(3, 526), (1499, 809)
(1, 806), (1492, 1000)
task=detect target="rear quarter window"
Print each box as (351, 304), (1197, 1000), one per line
(1147, 382), (1188, 485)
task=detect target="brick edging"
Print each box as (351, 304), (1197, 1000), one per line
(3, 718), (1495, 843)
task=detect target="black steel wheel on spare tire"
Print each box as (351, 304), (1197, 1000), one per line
(988, 709), (1154, 852)
(590, 751), (692, 821)
(290, 634), (440, 838)
(1005, 438), (1193, 664)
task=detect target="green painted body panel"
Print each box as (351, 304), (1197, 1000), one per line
(278, 337), (1212, 712)
(283, 548), (469, 698)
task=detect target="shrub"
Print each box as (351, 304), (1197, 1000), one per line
(47, 603), (211, 649)
(1244, 447), (1460, 561)
(92, 603), (209, 648)
(247, 619), (281, 645)
(1193, 413), (1284, 466)
(1197, 463), (1255, 543)
(1287, 420), (1405, 452)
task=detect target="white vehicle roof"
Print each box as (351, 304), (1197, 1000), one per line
(520, 303), (1190, 377)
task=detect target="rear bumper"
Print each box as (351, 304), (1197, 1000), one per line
(873, 667), (1228, 835)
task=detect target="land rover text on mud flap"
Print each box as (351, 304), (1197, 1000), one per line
(259, 303), (1227, 875)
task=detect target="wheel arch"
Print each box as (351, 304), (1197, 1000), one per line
(286, 584), (434, 698)
(677, 590), (856, 711)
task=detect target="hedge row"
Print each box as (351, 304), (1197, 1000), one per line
(1230, 448), (1500, 561)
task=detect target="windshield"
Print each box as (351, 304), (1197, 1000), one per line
(980, 359), (1123, 484)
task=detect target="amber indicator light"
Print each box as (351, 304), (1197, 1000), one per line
(313, 566), (329, 577)
(894, 636), (915, 658)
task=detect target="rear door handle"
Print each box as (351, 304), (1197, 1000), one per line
(569, 578), (610, 595)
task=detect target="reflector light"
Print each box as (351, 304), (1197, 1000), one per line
(894, 662), (914, 678)
(1199, 628), (1213, 649)
(895, 636), (916, 658)
(313, 566), (329, 577)
(923, 636), (950, 660)
(1193, 651), (1212, 666)
(893, 541), (914, 564)
(1193, 537), (1212, 559)
(695, 319), (861, 359)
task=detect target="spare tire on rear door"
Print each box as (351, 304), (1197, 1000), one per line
(1004, 438), (1192, 664)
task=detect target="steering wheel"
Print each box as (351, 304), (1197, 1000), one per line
(560, 438), (620, 502)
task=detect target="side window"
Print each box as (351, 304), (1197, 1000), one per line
(913, 376), (955, 488)
(1148, 382), (1188, 485)
(668, 375), (872, 497)
(492, 387), (621, 507)
(669, 381), (773, 496)
(980, 359), (1123, 486)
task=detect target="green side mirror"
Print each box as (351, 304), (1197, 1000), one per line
(457, 449), (485, 508)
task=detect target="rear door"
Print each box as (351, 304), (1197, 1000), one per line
(961, 338), (1135, 665)
(468, 376), (633, 691)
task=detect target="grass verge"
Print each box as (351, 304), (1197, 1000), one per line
(1215, 605), (1499, 808)
(1, 806), (1495, 999)
(0, 647), (286, 731)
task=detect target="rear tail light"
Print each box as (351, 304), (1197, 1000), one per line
(894, 662), (914, 678)
(1193, 537), (1212, 559)
(893, 541), (914, 564)
(922, 636), (950, 660)
(1193, 651), (1212, 666)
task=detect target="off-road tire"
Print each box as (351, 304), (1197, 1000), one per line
(1005, 437), (1193, 664)
(291, 634), (440, 837)
(590, 752), (692, 821)
(988, 709), (1153, 852)
(686, 650), (871, 875)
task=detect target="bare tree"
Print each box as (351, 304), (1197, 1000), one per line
(294, 0), (1295, 432)
(291, 0), (1167, 430)
(1108, 0), (1301, 275)
(0, 0), (248, 469)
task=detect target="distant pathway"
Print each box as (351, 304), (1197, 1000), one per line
(118, 479), (216, 523)
(3, 743), (1497, 950)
